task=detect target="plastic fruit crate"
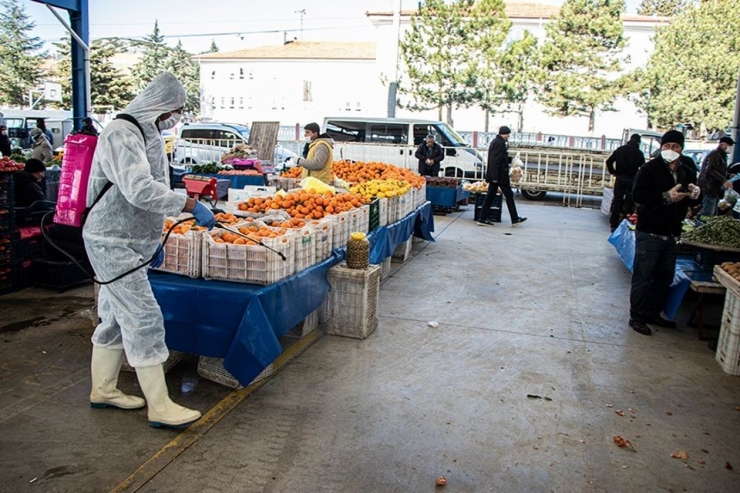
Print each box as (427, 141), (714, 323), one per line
(0, 262), (20, 295)
(380, 256), (392, 280)
(385, 196), (400, 224)
(0, 231), (18, 264)
(34, 257), (94, 292)
(397, 192), (414, 219)
(392, 238), (412, 263)
(0, 173), (13, 206)
(197, 356), (273, 389)
(326, 262), (381, 340)
(0, 206), (14, 233)
(715, 291), (740, 375)
(151, 228), (203, 278)
(349, 205), (370, 235)
(331, 210), (353, 248)
(292, 225), (316, 273)
(312, 217), (333, 261)
(415, 183), (427, 208)
(202, 229), (295, 284)
(18, 232), (46, 262)
(301, 308), (319, 336)
(121, 350), (185, 373)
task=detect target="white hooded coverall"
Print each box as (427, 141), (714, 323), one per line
(83, 72), (187, 368)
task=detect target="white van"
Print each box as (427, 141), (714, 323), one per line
(322, 117), (485, 178)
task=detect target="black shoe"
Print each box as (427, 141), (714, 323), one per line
(629, 319), (652, 336)
(648, 316), (677, 329)
(512, 217), (527, 226)
(476, 219), (494, 226)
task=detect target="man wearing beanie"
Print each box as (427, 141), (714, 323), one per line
(13, 158), (47, 207)
(698, 136), (735, 217)
(628, 129), (700, 335)
(606, 133), (645, 231)
(477, 125), (527, 226)
(295, 122), (334, 184)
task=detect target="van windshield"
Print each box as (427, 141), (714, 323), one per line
(439, 123), (468, 146)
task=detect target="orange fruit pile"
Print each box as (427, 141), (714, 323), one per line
(214, 212), (243, 225)
(280, 166), (304, 178)
(214, 224), (289, 245)
(237, 189), (368, 220)
(164, 219), (206, 235)
(332, 160), (425, 188)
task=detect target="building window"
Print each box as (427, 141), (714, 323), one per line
(211, 70), (216, 80)
(239, 68), (244, 80)
(220, 97), (225, 109)
(238, 97), (244, 109)
(303, 81), (312, 102)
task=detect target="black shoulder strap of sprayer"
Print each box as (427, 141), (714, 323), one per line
(82, 114), (147, 226)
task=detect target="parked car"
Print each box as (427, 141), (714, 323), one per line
(172, 122), (297, 167)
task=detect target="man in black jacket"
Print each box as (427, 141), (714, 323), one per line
(13, 158), (47, 207)
(477, 126), (526, 226)
(415, 134), (444, 176)
(629, 130), (700, 336)
(606, 133), (645, 231)
(0, 125), (11, 157)
(698, 136), (734, 217)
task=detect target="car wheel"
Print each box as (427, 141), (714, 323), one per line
(521, 189), (547, 200)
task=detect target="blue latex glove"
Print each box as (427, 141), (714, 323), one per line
(150, 247), (165, 269)
(192, 201), (216, 230)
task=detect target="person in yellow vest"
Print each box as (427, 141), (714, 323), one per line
(295, 122), (334, 184)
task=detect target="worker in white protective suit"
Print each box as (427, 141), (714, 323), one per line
(83, 72), (215, 429)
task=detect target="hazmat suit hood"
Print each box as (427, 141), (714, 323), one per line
(123, 72), (186, 138)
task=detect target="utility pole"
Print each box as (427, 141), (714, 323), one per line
(295, 9), (306, 40)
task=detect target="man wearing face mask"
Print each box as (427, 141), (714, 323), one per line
(83, 72), (215, 429)
(698, 136), (735, 217)
(0, 125), (11, 157)
(629, 130), (700, 336)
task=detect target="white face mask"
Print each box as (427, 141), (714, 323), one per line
(661, 149), (680, 163)
(158, 113), (181, 131)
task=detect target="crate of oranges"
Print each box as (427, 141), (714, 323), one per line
(202, 220), (296, 284)
(152, 217), (207, 278)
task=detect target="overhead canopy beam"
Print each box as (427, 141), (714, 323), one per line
(31, 0), (89, 130)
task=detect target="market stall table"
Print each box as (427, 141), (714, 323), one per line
(426, 186), (469, 209)
(150, 202), (435, 386)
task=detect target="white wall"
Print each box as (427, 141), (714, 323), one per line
(199, 59), (384, 127)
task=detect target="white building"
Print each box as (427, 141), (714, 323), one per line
(196, 1), (668, 138)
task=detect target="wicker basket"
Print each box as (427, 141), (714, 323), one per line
(326, 263), (381, 339)
(197, 356), (273, 389)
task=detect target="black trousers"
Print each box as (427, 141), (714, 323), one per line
(610, 177), (635, 230)
(629, 231), (677, 322)
(419, 163), (440, 176)
(480, 181), (518, 222)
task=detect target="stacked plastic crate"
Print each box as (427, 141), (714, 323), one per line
(0, 172), (20, 295)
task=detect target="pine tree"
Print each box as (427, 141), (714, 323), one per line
(637, 0), (691, 16)
(399, 0), (479, 124)
(131, 21), (169, 91)
(537, 0), (628, 132)
(208, 39), (219, 53)
(467, 0), (512, 132)
(638, 0), (740, 133)
(0, 0), (46, 108)
(499, 32), (539, 133)
(53, 38), (135, 112)
(166, 40), (200, 116)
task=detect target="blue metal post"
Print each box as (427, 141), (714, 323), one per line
(69, 0), (89, 130)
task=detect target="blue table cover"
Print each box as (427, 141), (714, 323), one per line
(608, 219), (700, 320)
(151, 202), (435, 385)
(426, 186), (470, 207)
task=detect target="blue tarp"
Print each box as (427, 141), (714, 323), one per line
(608, 219), (697, 320)
(151, 202), (434, 385)
(426, 186), (470, 207)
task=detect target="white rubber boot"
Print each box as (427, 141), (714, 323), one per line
(135, 364), (201, 429)
(90, 346), (146, 410)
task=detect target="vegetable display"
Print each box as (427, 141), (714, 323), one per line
(682, 216), (740, 249)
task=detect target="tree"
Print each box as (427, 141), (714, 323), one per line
(499, 32), (539, 133)
(399, 0), (479, 124)
(637, 0), (692, 16)
(638, 0), (740, 133)
(207, 39), (219, 53)
(537, 0), (629, 132)
(0, 0), (46, 108)
(166, 40), (200, 115)
(466, 0), (511, 132)
(131, 20), (169, 91)
(53, 38), (136, 112)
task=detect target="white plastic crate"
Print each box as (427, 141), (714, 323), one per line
(327, 263), (381, 339)
(415, 183), (427, 208)
(380, 256), (392, 280)
(301, 308), (319, 336)
(122, 351), (184, 373)
(377, 198), (389, 227)
(152, 231), (203, 278)
(386, 196), (400, 224)
(716, 292), (740, 375)
(275, 177), (300, 191)
(349, 205), (371, 235)
(197, 356), (274, 389)
(392, 237), (413, 263)
(331, 210), (353, 248)
(398, 192), (414, 219)
(202, 230), (295, 284)
(293, 226), (317, 273)
(312, 217), (334, 260)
